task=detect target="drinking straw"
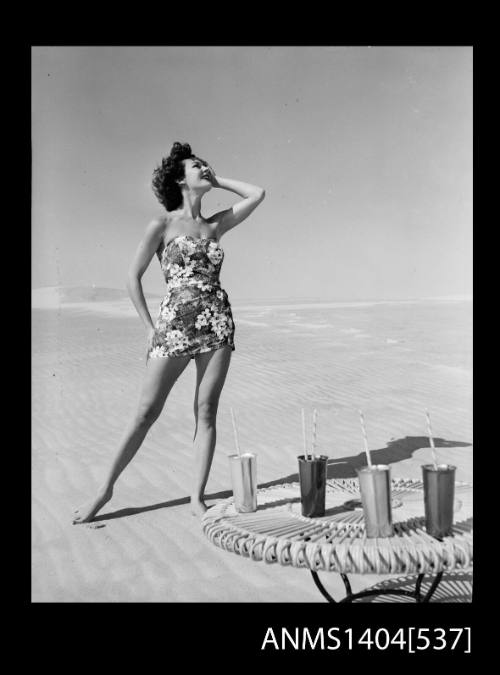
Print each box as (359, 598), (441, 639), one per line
(301, 408), (308, 460)
(358, 409), (373, 468)
(425, 409), (438, 469)
(230, 407), (241, 457)
(311, 408), (318, 459)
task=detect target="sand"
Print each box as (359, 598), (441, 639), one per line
(32, 288), (472, 602)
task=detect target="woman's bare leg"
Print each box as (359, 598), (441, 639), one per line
(73, 354), (191, 523)
(191, 345), (232, 516)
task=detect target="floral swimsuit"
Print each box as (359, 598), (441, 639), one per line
(148, 234), (236, 360)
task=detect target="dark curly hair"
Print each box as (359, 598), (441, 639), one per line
(152, 141), (199, 211)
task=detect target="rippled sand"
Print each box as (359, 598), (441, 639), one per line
(32, 292), (472, 602)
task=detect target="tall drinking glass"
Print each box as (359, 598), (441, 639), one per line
(298, 455), (328, 517)
(357, 464), (393, 538)
(228, 453), (257, 513)
(422, 464), (456, 538)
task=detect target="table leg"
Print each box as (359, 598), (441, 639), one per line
(311, 571), (338, 603)
(419, 571), (444, 603)
(310, 571), (445, 603)
(415, 573), (425, 600)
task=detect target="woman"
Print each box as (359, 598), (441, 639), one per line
(73, 142), (265, 522)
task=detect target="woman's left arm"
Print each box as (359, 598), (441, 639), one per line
(207, 171), (265, 238)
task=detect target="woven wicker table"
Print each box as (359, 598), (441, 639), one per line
(201, 478), (473, 603)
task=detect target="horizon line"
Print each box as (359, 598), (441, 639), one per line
(31, 285), (472, 305)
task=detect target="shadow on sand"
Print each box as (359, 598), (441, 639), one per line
(92, 435), (471, 523)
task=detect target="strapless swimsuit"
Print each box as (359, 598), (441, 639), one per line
(148, 234), (236, 360)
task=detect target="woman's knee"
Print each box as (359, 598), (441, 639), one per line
(196, 399), (219, 425)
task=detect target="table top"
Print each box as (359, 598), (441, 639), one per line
(201, 479), (473, 575)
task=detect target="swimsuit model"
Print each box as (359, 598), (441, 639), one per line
(148, 234), (236, 359)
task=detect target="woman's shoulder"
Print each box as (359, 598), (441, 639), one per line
(147, 214), (170, 237)
(144, 215), (169, 253)
(150, 213), (170, 228)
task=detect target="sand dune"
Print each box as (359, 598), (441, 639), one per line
(32, 290), (472, 602)
(32, 286), (163, 317)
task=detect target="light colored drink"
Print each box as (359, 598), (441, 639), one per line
(228, 453), (257, 513)
(357, 464), (393, 538)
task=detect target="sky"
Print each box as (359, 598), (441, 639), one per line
(32, 46), (472, 302)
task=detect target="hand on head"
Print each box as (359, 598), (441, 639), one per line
(202, 164), (218, 186)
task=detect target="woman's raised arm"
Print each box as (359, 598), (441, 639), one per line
(205, 168), (265, 238)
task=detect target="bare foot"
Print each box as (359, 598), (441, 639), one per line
(73, 487), (113, 524)
(190, 497), (208, 517)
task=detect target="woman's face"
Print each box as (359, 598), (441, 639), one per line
(180, 157), (213, 192)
